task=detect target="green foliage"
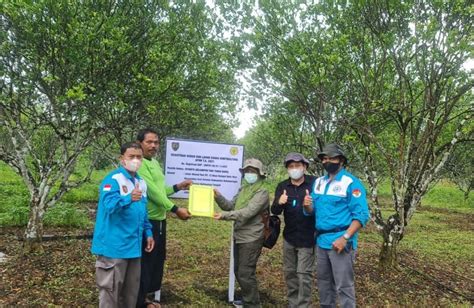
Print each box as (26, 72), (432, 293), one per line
(422, 180), (474, 209)
(1, 1), (243, 239)
(233, 2), (473, 264)
(369, 179), (473, 210)
(116, 1), (242, 143)
(43, 202), (91, 228)
(0, 162), (102, 227)
(0, 163), (29, 226)
(239, 101), (317, 174)
(0, 203), (29, 226)
(61, 183), (99, 204)
(442, 141), (474, 200)
(1, 195), (93, 228)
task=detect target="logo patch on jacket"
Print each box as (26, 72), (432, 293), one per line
(122, 185), (128, 193)
(103, 184), (112, 192)
(352, 189), (362, 198)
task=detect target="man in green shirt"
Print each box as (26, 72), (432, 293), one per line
(136, 128), (192, 308)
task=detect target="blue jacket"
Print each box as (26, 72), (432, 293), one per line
(305, 168), (369, 250)
(91, 166), (153, 259)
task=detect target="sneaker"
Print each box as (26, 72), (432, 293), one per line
(232, 299), (243, 308)
(144, 300), (161, 308)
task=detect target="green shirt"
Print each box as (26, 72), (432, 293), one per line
(215, 181), (270, 244)
(138, 158), (176, 221)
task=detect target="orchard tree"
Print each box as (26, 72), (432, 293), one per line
(242, 0), (473, 267)
(121, 1), (241, 143)
(337, 0), (473, 267)
(239, 100), (317, 175)
(0, 1), (166, 252)
(442, 141), (474, 201)
(0, 1), (241, 252)
(247, 2), (351, 148)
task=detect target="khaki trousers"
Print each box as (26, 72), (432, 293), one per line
(95, 256), (141, 308)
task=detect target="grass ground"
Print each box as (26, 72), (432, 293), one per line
(0, 163), (473, 306)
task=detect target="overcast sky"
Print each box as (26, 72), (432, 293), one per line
(233, 106), (259, 139)
(232, 58), (474, 140)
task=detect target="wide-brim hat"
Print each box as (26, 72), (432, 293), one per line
(317, 143), (347, 161)
(284, 152), (310, 167)
(239, 158), (266, 177)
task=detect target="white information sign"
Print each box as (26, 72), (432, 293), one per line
(164, 138), (244, 200)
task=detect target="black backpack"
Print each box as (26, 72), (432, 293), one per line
(261, 209), (281, 249)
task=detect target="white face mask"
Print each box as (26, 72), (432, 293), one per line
(288, 168), (304, 180)
(244, 173), (258, 184)
(123, 158), (142, 172)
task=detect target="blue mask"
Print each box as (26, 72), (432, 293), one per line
(244, 173), (258, 184)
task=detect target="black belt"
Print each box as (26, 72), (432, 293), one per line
(316, 225), (350, 236)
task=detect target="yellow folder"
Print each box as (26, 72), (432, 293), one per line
(188, 185), (215, 217)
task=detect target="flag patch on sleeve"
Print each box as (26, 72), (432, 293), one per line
(103, 184), (112, 192)
(352, 189), (361, 198)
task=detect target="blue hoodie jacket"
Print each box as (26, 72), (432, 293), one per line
(91, 166), (152, 259)
(305, 168), (370, 250)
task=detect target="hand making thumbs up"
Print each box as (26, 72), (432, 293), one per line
(303, 189), (313, 211)
(131, 181), (142, 201)
(278, 189), (288, 205)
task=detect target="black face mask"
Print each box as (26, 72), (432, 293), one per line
(323, 162), (340, 174)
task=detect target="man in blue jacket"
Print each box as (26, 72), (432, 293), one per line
(303, 144), (369, 308)
(91, 142), (155, 308)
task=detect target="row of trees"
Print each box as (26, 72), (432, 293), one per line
(1, 1), (472, 267)
(237, 0), (473, 267)
(0, 1), (241, 251)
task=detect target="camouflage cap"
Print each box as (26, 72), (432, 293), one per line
(239, 158), (266, 177)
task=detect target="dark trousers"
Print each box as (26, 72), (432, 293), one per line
(136, 219), (166, 307)
(234, 238), (264, 308)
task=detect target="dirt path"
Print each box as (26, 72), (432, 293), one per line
(0, 225), (472, 306)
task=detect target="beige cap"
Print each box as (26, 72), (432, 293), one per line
(239, 158), (266, 177)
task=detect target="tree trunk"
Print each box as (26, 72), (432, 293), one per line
(379, 220), (403, 270)
(23, 196), (46, 254)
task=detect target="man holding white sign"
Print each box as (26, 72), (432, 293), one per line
(136, 128), (192, 308)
